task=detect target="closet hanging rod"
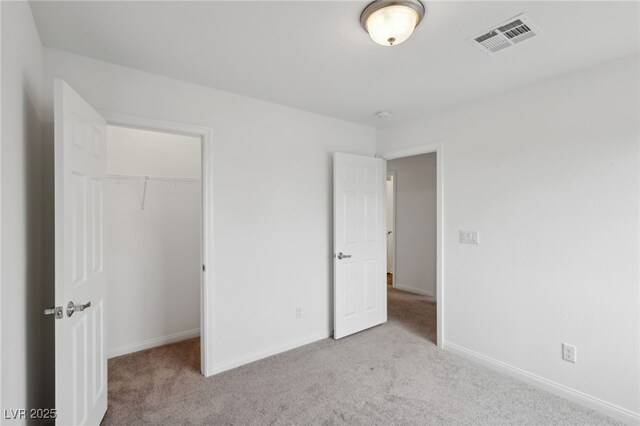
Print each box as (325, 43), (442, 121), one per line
(106, 174), (200, 183)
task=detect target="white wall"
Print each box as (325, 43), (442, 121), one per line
(41, 48), (376, 373)
(377, 55), (640, 421)
(0, 1), (48, 421)
(387, 153), (437, 297)
(107, 125), (201, 178)
(105, 126), (201, 357)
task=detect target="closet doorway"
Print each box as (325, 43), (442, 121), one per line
(104, 124), (204, 372)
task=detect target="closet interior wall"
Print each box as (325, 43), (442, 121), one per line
(105, 125), (202, 357)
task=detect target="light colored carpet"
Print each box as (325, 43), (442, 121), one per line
(103, 288), (620, 425)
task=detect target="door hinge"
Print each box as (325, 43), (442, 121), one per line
(202, 264), (206, 272)
(44, 306), (63, 319)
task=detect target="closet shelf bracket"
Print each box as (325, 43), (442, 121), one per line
(141, 176), (149, 210)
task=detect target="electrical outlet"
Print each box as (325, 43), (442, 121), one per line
(460, 231), (479, 244)
(295, 307), (303, 319)
(562, 343), (576, 363)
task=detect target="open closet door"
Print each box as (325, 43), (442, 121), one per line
(53, 80), (108, 425)
(333, 153), (387, 339)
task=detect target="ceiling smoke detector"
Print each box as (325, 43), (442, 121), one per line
(469, 14), (542, 54)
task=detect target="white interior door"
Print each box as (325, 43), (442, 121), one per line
(333, 152), (386, 339)
(54, 80), (108, 425)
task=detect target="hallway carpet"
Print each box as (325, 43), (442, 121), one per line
(103, 288), (619, 425)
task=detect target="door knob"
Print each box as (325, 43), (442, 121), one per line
(67, 301), (91, 317)
(337, 252), (352, 260)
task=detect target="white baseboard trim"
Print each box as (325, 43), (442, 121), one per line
(393, 284), (435, 298)
(211, 330), (330, 375)
(443, 341), (640, 425)
(108, 328), (200, 359)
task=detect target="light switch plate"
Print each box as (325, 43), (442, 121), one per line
(460, 231), (479, 244)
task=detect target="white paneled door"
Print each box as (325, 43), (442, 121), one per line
(333, 153), (387, 339)
(54, 80), (108, 425)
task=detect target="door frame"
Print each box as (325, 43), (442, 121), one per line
(99, 111), (215, 376)
(378, 143), (444, 348)
(385, 170), (397, 278)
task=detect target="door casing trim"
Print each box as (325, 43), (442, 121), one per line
(100, 111), (215, 376)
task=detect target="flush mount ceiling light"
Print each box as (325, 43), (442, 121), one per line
(360, 0), (425, 47)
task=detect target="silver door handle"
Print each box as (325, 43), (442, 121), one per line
(337, 252), (352, 260)
(67, 301), (91, 317)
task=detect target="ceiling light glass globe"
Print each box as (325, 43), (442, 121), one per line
(366, 5), (419, 46)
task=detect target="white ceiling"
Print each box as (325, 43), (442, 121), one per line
(31, 1), (639, 127)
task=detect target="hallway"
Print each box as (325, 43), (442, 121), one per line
(387, 285), (437, 344)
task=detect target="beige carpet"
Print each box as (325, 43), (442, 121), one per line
(103, 288), (619, 425)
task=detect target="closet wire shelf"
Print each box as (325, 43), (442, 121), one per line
(106, 174), (201, 210)
(106, 174), (201, 183)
